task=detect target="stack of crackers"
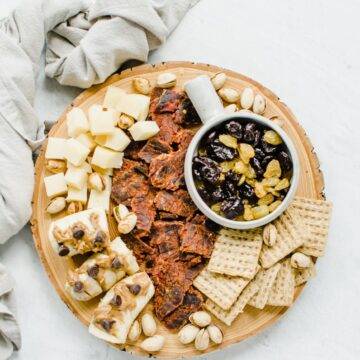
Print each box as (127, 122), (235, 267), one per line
(193, 196), (332, 326)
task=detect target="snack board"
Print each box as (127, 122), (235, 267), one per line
(31, 62), (326, 358)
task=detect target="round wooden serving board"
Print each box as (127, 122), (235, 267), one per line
(31, 62), (325, 358)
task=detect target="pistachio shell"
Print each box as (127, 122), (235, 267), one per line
(240, 87), (255, 109)
(263, 223), (277, 246)
(113, 204), (129, 223)
(128, 320), (141, 342)
(140, 335), (165, 352)
(141, 313), (157, 337)
(177, 324), (200, 344)
(156, 73), (177, 88)
(118, 114), (135, 129)
(218, 87), (240, 103)
(88, 172), (106, 191)
(194, 329), (209, 351)
(207, 324), (223, 344)
(66, 201), (83, 215)
(291, 252), (312, 269)
(46, 197), (66, 214)
(132, 77), (151, 95)
(224, 104), (238, 113)
(117, 213), (137, 234)
(189, 311), (212, 328)
(253, 94), (266, 114)
(210, 72), (227, 90)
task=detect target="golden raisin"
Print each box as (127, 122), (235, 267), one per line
(269, 200), (282, 212)
(258, 193), (275, 205)
(255, 182), (267, 198)
(252, 205), (270, 219)
(233, 160), (248, 175)
(244, 205), (254, 221)
(262, 177), (280, 187)
(239, 143), (255, 164)
(263, 130), (283, 145)
(264, 159), (282, 178)
(219, 134), (238, 149)
(274, 178), (290, 191)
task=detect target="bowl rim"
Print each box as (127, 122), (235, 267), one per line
(184, 112), (300, 229)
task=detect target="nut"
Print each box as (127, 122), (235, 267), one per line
(207, 324), (223, 344)
(263, 223), (277, 246)
(218, 87), (240, 103)
(128, 320), (141, 342)
(189, 311), (212, 328)
(194, 328), (209, 351)
(253, 94), (266, 114)
(117, 213), (137, 234)
(46, 197), (66, 214)
(224, 104), (238, 113)
(156, 73), (177, 88)
(66, 201), (83, 215)
(140, 335), (165, 352)
(113, 204), (129, 223)
(45, 159), (66, 174)
(240, 87), (254, 109)
(141, 313), (157, 337)
(88, 172), (106, 191)
(210, 72), (227, 90)
(118, 113), (135, 129)
(177, 324), (200, 344)
(132, 77), (151, 95)
(291, 252), (312, 269)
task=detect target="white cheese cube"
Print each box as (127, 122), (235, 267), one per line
(65, 168), (88, 190)
(66, 107), (89, 137)
(45, 137), (67, 160)
(128, 121), (160, 141)
(88, 189), (111, 212)
(75, 132), (96, 152)
(116, 94), (150, 121)
(88, 105), (116, 136)
(95, 128), (130, 152)
(65, 138), (90, 166)
(67, 184), (88, 204)
(103, 86), (127, 110)
(92, 146), (123, 169)
(67, 161), (92, 174)
(44, 173), (68, 198)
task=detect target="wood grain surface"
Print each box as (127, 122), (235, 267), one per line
(31, 61), (325, 358)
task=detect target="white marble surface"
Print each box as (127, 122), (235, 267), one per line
(1, 0), (360, 359)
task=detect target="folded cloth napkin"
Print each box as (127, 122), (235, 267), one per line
(0, 0), (198, 356)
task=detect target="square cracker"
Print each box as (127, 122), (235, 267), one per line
(193, 268), (250, 310)
(207, 228), (263, 278)
(205, 281), (260, 326)
(290, 197), (332, 257)
(259, 209), (306, 269)
(267, 259), (295, 307)
(295, 262), (316, 286)
(248, 263), (281, 309)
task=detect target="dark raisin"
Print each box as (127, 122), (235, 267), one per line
(223, 182), (237, 197)
(73, 281), (84, 293)
(243, 123), (256, 143)
(99, 319), (115, 332)
(224, 120), (243, 140)
(94, 231), (106, 244)
(127, 284), (141, 295)
(252, 130), (261, 147)
(225, 170), (241, 184)
(197, 185), (213, 205)
(261, 139), (278, 154)
(207, 139), (237, 162)
(58, 245), (70, 256)
(255, 147), (266, 159)
(277, 151), (292, 172)
(110, 294), (122, 307)
(111, 257), (123, 269)
(192, 156), (221, 185)
(72, 229), (84, 239)
(87, 265), (99, 278)
(261, 155), (274, 168)
(220, 197), (244, 219)
(211, 186), (226, 203)
(202, 130), (218, 146)
(238, 184), (256, 201)
(250, 157), (264, 178)
(205, 218), (221, 232)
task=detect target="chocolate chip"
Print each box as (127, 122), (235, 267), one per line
(94, 231), (105, 244)
(58, 245), (70, 256)
(110, 294), (122, 307)
(99, 319), (115, 332)
(73, 281), (84, 293)
(87, 265), (99, 278)
(111, 257), (123, 269)
(127, 284), (141, 295)
(72, 229), (85, 239)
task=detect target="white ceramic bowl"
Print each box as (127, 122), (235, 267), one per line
(184, 76), (300, 229)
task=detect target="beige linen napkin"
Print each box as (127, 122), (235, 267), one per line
(0, 0), (199, 357)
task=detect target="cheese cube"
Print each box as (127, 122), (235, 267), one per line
(103, 86), (126, 110)
(129, 121), (160, 141)
(88, 189), (111, 212)
(88, 105), (116, 135)
(44, 173), (68, 198)
(67, 184), (88, 204)
(92, 146), (123, 169)
(66, 107), (89, 137)
(95, 128), (131, 152)
(64, 168), (88, 190)
(67, 161), (92, 174)
(65, 138), (90, 166)
(75, 132), (96, 152)
(116, 94), (150, 121)
(45, 137), (67, 160)
(90, 161), (113, 176)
